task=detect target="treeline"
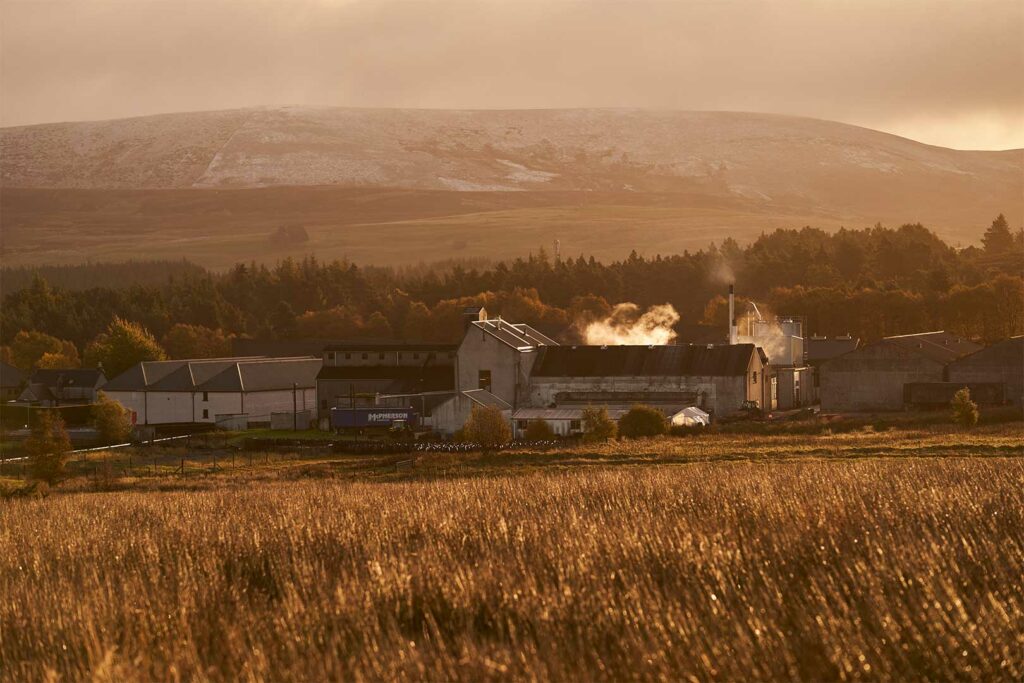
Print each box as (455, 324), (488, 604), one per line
(0, 259), (207, 294)
(1, 217), (1021, 370)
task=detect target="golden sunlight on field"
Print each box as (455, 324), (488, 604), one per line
(2, 458), (1022, 681)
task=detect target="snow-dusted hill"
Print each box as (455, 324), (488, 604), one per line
(2, 107), (1020, 220)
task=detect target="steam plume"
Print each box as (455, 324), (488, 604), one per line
(583, 303), (680, 346)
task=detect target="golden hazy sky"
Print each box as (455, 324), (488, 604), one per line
(2, 0), (1022, 149)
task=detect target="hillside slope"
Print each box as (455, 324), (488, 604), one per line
(1, 108), (1019, 267)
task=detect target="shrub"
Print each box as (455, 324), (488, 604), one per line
(951, 388), (979, 428)
(463, 405), (511, 450)
(24, 411), (72, 485)
(618, 405), (668, 439)
(581, 406), (617, 442)
(93, 391), (133, 445)
(524, 419), (556, 440)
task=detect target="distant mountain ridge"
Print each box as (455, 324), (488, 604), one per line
(1, 108), (1020, 269)
(2, 107), (1020, 221)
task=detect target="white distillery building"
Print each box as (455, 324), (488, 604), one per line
(103, 357), (320, 427)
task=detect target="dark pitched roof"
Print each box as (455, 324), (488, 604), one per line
(27, 368), (106, 389)
(317, 365), (455, 392)
(103, 357), (266, 391)
(18, 382), (56, 402)
(0, 361), (26, 388)
(531, 344), (757, 378)
(948, 335), (1024, 368)
(807, 337), (860, 363)
(198, 358), (322, 392)
(882, 331), (981, 363)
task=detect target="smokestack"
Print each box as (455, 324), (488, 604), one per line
(728, 284), (738, 345)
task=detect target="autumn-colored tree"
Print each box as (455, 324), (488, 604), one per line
(92, 391), (133, 445)
(463, 405), (511, 450)
(9, 330), (80, 370)
(24, 410), (72, 485)
(84, 318), (166, 378)
(951, 388), (979, 429)
(618, 405), (668, 439)
(582, 406), (617, 442)
(161, 323), (233, 359)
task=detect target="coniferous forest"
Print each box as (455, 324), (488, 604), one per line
(2, 218), (1021, 368)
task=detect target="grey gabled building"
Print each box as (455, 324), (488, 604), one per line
(947, 336), (1024, 408)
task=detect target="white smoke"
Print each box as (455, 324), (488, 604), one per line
(583, 303), (680, 346)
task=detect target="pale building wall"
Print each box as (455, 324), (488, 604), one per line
(456, 331), (537, 409)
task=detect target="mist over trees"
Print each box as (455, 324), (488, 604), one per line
(1, 220), (1021, 369)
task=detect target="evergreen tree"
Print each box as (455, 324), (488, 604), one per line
(24, 410), (72, 485)
(982, 214), (1014, 254)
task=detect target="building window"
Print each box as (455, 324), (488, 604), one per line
(752, 371), (758, 384)
(379, 352), (385, 360)
(321, 399), (327, 409)
(397, 352), (403, 360)
(478, 370), (492, 391)
(361, 353), (368, 360)
(344, 353), (352, 360)
(202, 409), (209, 419)
(202, 391), (208, 401)
(329, 352), (336, 363)
(570, 419), (581, 431)
(516, 420), (528, 430)
(413, 352), (420, 360)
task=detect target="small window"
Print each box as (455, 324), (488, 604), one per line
(516, 420), (528, 430)
(202, 391), (208, 401)
(478, 369), (492, 391)
(329, 352), (336, 363)
(752, 371), (758, 384)
(412, 352), (420, 360)
(379, 352), (385, 360)
(397, 352), (403, 360)
(321, 399), (327, 409)
(570, 420), (581, 431)
(202, 409), (209, 419)
(361, 353), (369, 360)
(344, 353), (352, 360)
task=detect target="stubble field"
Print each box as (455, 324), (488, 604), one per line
(2, 437), (1022, 681)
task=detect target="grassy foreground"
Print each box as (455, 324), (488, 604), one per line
(2, 451), (1022, 681)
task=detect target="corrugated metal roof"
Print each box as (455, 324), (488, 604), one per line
(531, 344), (756, 378)
(807, 337), (860, 363)
(513, 407), (630, 421)
(198, 358), (322, 392)
(462, 389), (512, 409)
(471, 319), (558, 350)
(882, 331), (981, 363)
(103, 357), (266, 391)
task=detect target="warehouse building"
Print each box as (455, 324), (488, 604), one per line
(525, 343), (770, 418)
(104, 356), (319, 427)
(819, 331), (981, 412)
(947, 336), (1023, 408)
(316, 342), (456, 417)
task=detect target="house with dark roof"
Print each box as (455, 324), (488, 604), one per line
(1, 361), (27, 402)
(524, 343), (769, 417)
(103, 356), (320, 426)
(456, 317), (558, 409)
(17, 368), (106, 407)
(819, 331), (982, 412)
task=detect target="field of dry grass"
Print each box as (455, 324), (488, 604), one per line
(2, 426), (1022, 681)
